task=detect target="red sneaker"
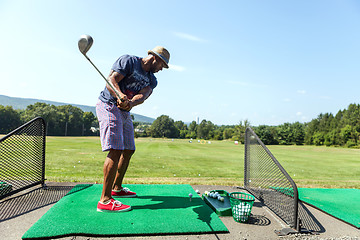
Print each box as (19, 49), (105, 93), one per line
(97, 198), (131, 212)
(112, 187), (137, 198)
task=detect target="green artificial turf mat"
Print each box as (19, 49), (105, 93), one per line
(22, 184), (228, 239)
(299, 188), (360, 228)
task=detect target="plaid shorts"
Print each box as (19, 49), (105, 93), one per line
(96, 100), (135, 151)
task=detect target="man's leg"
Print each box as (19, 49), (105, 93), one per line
(113, 149), (135, 190)
(100, 149), (122, 203)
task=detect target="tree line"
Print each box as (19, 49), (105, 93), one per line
(253, 104), (360, 147)
(138, 103), (360, 148)
(138, 115), (250, 143)
(1, 102), (360, 148)
(0, 103), (97, 136)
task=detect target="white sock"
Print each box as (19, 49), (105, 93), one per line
(112, 188), (123, 192)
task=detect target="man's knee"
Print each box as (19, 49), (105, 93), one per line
(107, 149), (122, 161)
(123, 149), (135, 158)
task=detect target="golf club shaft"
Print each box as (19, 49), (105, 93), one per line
(84, 55), (123, 102)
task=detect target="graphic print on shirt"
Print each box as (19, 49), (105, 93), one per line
(122, 69), (151, 99)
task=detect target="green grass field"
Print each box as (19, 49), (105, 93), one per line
(43, 137), (360, 188)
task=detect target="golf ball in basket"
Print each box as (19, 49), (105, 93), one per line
(234, 202), (250, 214)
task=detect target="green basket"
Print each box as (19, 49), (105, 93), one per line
(0, 181), (13, 196)
(229, 192), (255, 223)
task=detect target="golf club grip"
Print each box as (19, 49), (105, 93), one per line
(86, 56), (124, 102)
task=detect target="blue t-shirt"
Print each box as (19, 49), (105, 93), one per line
(99, 55), (157, 104)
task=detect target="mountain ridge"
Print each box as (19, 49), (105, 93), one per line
(0, 95), (155, 123)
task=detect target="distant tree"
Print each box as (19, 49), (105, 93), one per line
(150, 115), (179, 138)
(343, 104), (360, 128)
(255, 125), (278, 145)
(232, 120), (250, 143)
(292, 122), (305, 145)
(277, 122), (305, 145)
(304, 119), (318, 145)
(56, 105), (84, 136)
(21, 102), (96, 136)
(174, 120), (187, 131)
(317, 113), (334, 133)
(22, 103), (51, 122)
(0, 105), (22, 134)
(83, 112), (96, 136)
(277, 123), (292, 145)
(197, 120), (215, 140)
(174, 120), (188, 138)
(312, 132), (324, 146)
(303, 104), (360, 147)
(340, 125), (353, 146)
(324, 129), (338, 146)
(223, 128), (234, 140)
(144, 124), (152, 137)
(22, 102), (59, 135)
(187, 121), (197, 139)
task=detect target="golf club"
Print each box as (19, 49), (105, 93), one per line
(78, 34), (123, 101)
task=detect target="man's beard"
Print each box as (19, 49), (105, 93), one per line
(150, 64), (158, 73)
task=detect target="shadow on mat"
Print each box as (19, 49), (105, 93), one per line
(133, 195), (209, 210)
(247, 214), (271, 226)
(133, 195), (227, 230)
(0, 186), (73, 222)
(63, 184), (93, 196)
(251, 197), (325, 233)
(250, 194), (325, 233)
(298, 201), (325, 233)
(193, 205), (229, 236)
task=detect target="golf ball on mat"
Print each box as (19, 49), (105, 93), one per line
(195, 189), (200, 194)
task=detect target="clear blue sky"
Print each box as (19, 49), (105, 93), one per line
(1, 0), (359, 126)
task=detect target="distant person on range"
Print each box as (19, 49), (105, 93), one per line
(96, 46), (170, 212)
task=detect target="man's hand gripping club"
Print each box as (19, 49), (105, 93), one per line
(116, 95), (132, 112)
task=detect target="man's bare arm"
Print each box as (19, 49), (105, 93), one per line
(108, 70), (131, 110)
(129, 86), (153, 109)
(107, 71), (126, 100)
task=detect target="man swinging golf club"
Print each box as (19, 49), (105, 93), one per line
(96, 46), (170, 212)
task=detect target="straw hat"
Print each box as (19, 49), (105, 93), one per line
(148, 46), (170, 68)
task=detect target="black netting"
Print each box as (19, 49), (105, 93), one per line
(244, 127), (299, 229)
(0, 117), (46, 200)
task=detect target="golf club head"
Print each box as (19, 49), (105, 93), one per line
(78, 34), (93, 55)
